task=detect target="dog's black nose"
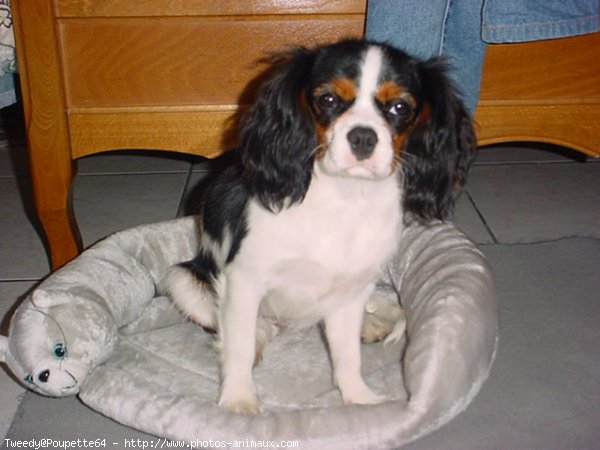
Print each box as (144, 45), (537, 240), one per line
(347, 126), (378, 160)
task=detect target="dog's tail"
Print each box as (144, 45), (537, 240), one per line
(161, 249), (222, 331)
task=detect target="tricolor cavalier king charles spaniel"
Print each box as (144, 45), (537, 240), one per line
(164, 39), (476, 414)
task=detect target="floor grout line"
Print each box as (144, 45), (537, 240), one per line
(0, 278), (41, 283)
(176, 163), (195, 218)
(76, 170), (193, 177)
(473, 159), (598, 167)
(465, 189), (498, 244)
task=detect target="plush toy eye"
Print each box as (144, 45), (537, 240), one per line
(53, 343), (67, 359)
(38, 370), (50, 383)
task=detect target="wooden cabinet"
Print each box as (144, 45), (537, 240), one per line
(11, 0), (600, 270)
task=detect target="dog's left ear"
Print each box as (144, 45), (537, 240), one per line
(402, 58), (477, 221)
(240, 48), (318, 212)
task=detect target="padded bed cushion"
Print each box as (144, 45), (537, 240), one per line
(11, 216), (500, 449)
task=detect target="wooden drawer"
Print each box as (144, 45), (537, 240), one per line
(59, 17), (365, 108)
(55, 0), (366, 109)
(480, 32), (600, 101)
(476, 32), (600, 155)
(54, 0), (366, 17)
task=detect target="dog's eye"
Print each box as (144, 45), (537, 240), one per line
(388, 100), (411, 117)
(317, 93), (339, 110)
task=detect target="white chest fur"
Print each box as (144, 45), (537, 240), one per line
(225, 169), (403, 325)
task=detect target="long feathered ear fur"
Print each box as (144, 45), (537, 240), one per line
(402, 58), (477, 221)
(241, 48), (318, 212)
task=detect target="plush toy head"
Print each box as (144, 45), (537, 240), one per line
(0, 289), (118, 397)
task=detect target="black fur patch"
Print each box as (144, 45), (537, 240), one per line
(180, 249), (220, 295)
(181, 161), (251, 289)
(201, 162), (250, 264)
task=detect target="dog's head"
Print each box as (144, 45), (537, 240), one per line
(241, 39), (476, 220)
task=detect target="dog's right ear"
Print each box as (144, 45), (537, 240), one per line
(240, 48), (318, 212)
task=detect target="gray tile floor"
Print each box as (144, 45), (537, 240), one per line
(0, 105), (599, 441)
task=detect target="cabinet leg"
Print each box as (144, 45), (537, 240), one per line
(28, 145), (82, 271)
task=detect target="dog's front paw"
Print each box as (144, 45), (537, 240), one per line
(338, 375), (386, 406)
(341, 383), (385, 406)
(218, 391), (261, 415)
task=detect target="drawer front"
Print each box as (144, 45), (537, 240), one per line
(480, 32), (600, 101)
(55, 0), (366, 17)
(59, 17), (365, 108)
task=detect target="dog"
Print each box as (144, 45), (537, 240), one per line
(163, 39), (476, 415)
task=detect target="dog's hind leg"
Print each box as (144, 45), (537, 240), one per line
(161, 264), (220, 331)
(254, 317), (280, 365)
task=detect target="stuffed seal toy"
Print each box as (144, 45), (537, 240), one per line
(0, 219), (189, 397)
(0, 291), (186, 398)
(0, 289), (118, 396)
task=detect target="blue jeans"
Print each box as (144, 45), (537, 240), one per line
(482, 1), (600, 43)
(366, 0), (600, 113)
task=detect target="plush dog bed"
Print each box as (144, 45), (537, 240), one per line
(1, 216), (498, 449)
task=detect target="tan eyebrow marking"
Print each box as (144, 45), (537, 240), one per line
(314, 77), (358, 103)
(376, 81), (416, 109)
(376, 80), (404, 103)
(331, 77), (358, 102)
